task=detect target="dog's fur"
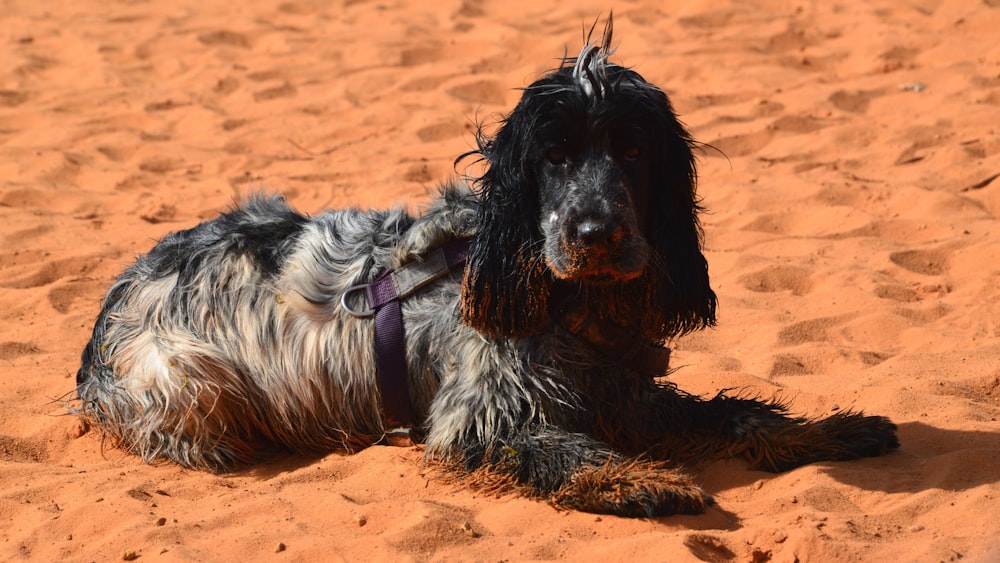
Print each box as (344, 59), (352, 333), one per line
(76, 26), (898, 516)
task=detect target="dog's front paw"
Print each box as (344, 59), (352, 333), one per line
(823, 412), (900, 459)
(749, 411), (901, 472)
(552, 459), (711, 517)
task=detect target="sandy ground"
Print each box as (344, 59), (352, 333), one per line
(2, 0), (999, 561)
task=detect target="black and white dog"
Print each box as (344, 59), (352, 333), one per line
(77, 25), (898, 516)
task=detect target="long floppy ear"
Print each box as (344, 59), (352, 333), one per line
(460, 109), (552, 337)
(645, 89), (718, 337)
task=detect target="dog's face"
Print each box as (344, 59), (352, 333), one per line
(532, 92), (653, 283)
(462, 44), (716, 338)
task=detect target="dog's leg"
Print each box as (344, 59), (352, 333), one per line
(486, 428), (711, 517)
(711, 394), (899, 472)
(424, 344), (712, 516)
(650, 389), (900, 472)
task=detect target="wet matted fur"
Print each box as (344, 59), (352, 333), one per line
(76, 24), (899, 517)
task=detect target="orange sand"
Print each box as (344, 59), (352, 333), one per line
(2, 1), (999, 561)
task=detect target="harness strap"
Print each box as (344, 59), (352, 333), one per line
(359, 239), (470, 432)
(366, 271), (412, 429)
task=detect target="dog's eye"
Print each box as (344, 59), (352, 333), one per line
(546, 147), (567, 165)
(624, 146), (643, 160)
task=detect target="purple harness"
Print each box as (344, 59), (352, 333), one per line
(341, 239), (471, 439)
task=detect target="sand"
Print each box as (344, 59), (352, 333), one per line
(2, 0), (999, 561)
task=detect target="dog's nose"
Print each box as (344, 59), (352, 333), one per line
(572, 218), (612, 245)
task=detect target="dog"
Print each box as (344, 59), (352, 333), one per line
(76, 23), (899, 517)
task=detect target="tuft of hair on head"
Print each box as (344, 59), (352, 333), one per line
(571, 13), (617, 100)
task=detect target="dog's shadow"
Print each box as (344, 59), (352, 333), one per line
(697, 421), (1000, 501)
(227, 421), (997, 528)
(822, 421), (1000, 493)
(231, 451), (327, 480)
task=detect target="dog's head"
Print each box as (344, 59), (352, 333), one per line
(461, 25), (716, 340)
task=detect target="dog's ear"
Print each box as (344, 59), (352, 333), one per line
(460, 113), (552, 337)
(645, 93), (718, 337)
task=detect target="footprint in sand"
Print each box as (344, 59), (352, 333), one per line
(0, 89), (29, 107)
(214, 76), (241, 96)
(385, 501), (482, 553)
(768, 114), (827, 134)
(4, 225), (55, 246)
(889, 248), (950, 276)
(709, 129), (773, 158)
(0, 434), (48, 463)
(403, 160), (435, 183)
(221, 118), (247, 131)
(197, 30), (253, 49)
(399, 74), (454, 93)
(447, 80), (506, 106)
(877, 46), (920, 73)
(415, 120), (469, 143)
(683, 534), (737, 562)
(859, 351), (892, 366)
(777, 315), (849, 346)
(0, 255), (105, 290)
(144, 99), (190, 112)
(828, 89), (884, 114)
(874, 284), (923, 303)
(740, 212), (793, 235)
(739, 264), (813, 296)
(771, 353), (810, 376)
(677, 8), (742, 30)
(687, 90), (772, 111)
(0, 341), (41, 361)
(400, 45), (443, 67)
(96, 144), (138, 163)
(0, 249), (47, 271)
(892, 122), (961, 166)
(254, 82), (297, 102)
(800, 485), (862, 513)
(936, 375), (1000, 406)
(48, 279), (108, 314)
(138, 156), (187, 174)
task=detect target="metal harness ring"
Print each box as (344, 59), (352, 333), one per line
(340, 284), (375, 318)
